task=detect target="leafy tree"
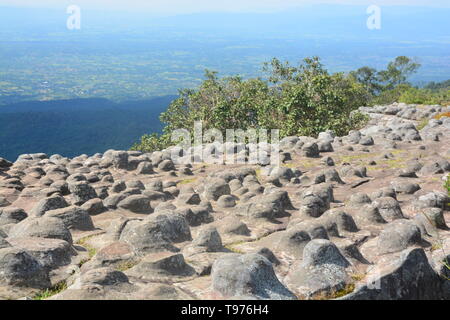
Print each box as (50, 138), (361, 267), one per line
(378, 56), (421, 89)
(132, 56), (370, 152)
(349, 66), (383, 95)
(425, 79), (450, 90)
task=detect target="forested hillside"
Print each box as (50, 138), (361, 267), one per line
(0, 96), (174, 160)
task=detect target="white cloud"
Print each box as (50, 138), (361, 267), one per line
(1, 0), (449, 14)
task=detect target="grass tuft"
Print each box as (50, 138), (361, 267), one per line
(417, 118), (429, 130)
(33, 281), (68, 300)
(177, 178), (197, 185)
(117, 260), (139, 272)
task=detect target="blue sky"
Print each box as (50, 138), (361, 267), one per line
(1, 0), (450, 14)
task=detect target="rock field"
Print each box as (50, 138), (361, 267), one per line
(0, 103), (449, 300)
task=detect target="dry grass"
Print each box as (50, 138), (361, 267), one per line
(434, 112), (450, 120)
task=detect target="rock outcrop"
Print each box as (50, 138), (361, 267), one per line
(0, 102), (449, 300)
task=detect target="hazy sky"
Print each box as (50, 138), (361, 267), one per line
(1, 0), (449, 14)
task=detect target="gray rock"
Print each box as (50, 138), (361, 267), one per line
(0, 207), (28, 225)
(7, 237), (74, 270)
(178, 206), (213, 227)
(217, 195), (236, 208)
(191, 227), (223, 252)
(413, 208), (448, 235)
(377, 219), (424, 254)
(217, 217), (250, 236)
(203, 178), (231, 201)
(136, 161), (154, 174)
(145, 180), (164, 192)
(125, 180), (145, 190)
(175, 193), (201, 206)
(301, 142), (320, 158)
(126, 252), (195, 281)
(119, 213), (191, 253)
(417, 192), (449, 209)
(322, 156), (335, 166)
(318, 141), (334, 152)
(370, 187), (397, 200)
(302, 183), (334, 204)
(79, 267), (131, 287)
(117, 195), (153, 214)
(373, 197), (404, 222)
(342, 248), (443, 300)
(108, 151), (129, 170)
(30, 195), (69, 217)
(346, 130), (361, 144)
(285, 239), (350, 298)
(255, 248), (280, 266)
(268, 167), (295, 182)
(157, 159), (175, 171)
(111, 181), (127, 193)
(349, 193), (371, 206)
(391, 180), (420, 194)
(211, 253), (296, 300)
(359, 136), (374, 146)
(104, 193), (128, 210)
(320, 210), (358, 233)
(340, 165), (367, 178)
(419, 162), (445, 175)
(0, 247), (51, 288)
(318, 131), (335, 143)
(46, 206), (95, 231)
(0, 197), (11, 208)
(9, 216), (73, 244)
(299, 195), (328, 218)
(0, 157), (13, 169)
(323, 169), (344, 184)
(302, 239), (350, 268)
(353, 204), (387, 225)
(68, 182), (98, 205)
(81, 198), (107, 215)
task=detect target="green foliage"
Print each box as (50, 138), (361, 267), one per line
(378, 56), (421, 89)
(445, 174), (450, 197)
(416, 118), (429, 130)
(130, 133), (170, 153)
(33, 281), (67, 300)
(399, 87), (450, 105)
(370, 83), (412, 105)
(370, 83), (450, 106)
(132, 56), (370, 152)
(350, 56), (421, 100)
(0, 96), (171, 161)
(349, 66), (383, 95)
(425, 79), (450, 90)
(132, 55), (448, 153)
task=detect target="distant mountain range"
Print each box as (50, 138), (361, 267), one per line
(0, 96), (175, 161)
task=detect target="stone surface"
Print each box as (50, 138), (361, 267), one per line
(0, 102), (449, 300)
(211, 253), (297, 300)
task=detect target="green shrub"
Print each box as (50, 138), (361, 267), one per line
(33, 281), (68, 300)
(445, 174), (450, 196)
(132, 57), (370, 152)
(399, 87), (450, 105)
(130, 132), (170, 153)
(132, 55), (448, 153)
